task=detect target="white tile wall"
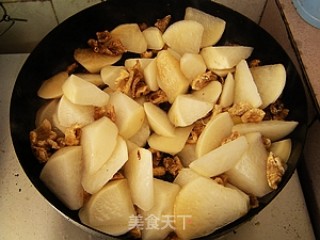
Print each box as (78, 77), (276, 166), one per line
(0, 0), (267, 53)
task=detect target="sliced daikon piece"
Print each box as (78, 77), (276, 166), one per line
(156, 50), (190, 103)
(226, 132), (272, 197)
(144, 102), (175, 137)
(201, 46), (253, 70)
(192, 80), (222, 104)
(56, 95), (94, 128)
(40, 146), (83, 210)
(37, 71), (68, 99)
(251, 64), (286, 109)
(173, 168), (201, 187)
(270, 138), (292, 163)
(35, 98), (59, 128)
(195, 112), (234, 157)
(142, 26), (165, 50)
(143, 58), (160, 91)
(62, 74), (109, 107)
(107, 91), (145, 139)
(81, 117), (118, 176)
(124, 58), (153, 70)
(100, 65), (128, 90)
(140, 179), (180, 240)
(219, 72), (235, 108)
(174, 176), (249, 239)
(168, 94), (213, 127)
(147, 126), (193, 155)
(81, 136), (128, 194)
(111, 23), (147, 53)
(79, 179), (136, 236)
(74, 48), (121, 73)
(234, 59), (262, 108)
(232, 120), (298, 141)
(184, 7), (226, 47)
(190, 136), (248, 177)
(129, 118), (151, 147)
(74, 73), (104, 86)
(162, 19), (204, 55)
(180, 53), (206, 81)
(124, 147), (154, 211)
(177, 143), (197, 167)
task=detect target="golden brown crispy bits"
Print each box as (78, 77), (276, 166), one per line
(240, 108), (266, 123)
(262, 136), (272, 150)
(212, 174), (228, 186)
(190, 70), (218, 90)
(129, 227), (142, 239)
(264, 99), (289, 120)
(249, 194), (259, 208)
(249, 59), (261, 68)
(145, 89), (169, 105)
(87, 31), (126, 56)
(155, 15), (172, 33)
(187, 116), (211, 144)
(221, 131), (241, 145)
(228, 102), (253, 117)
(64, 124), (81, 146)
(163, 156), (183, 177)
(116, 61), (150, 98)
(29, 119), (64, 163)
(266, 152), (286, 190)
(94, 105), (116, 122)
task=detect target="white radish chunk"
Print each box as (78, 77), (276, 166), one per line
(162, 19), (204, 55)
(195, 112), (234, 157)
(201, 46), (253, 70)
(180, 53), (206, 81)
(143, 102), (175, 137)
(251, 64), (286, 109)
(174, 176), (250, 239)
(234, 59), (262, 108)
(100, 65), (128, 90)
(37, 71), (68, 99)
(129, 118), (151, 147)
(156, 50), (190, 103)
(107, 91), (145, 139)
(74, 73), (104, 86)
(190, 136), (248, 177)
(177, 143), (197, 167)
(40, 146), (83, 210)
(226, 132), (272, 197)
(35, 99), (59, 128)
(79, 179), (136, 236)
(62, 74), (110, 107)
(168, 94), (213, 127)
(111, 23), (147, 53)
(192, 80), (222, 104)
(270, 139), (292, 163)
(56, 95), (94, 128)
(81, 117), (118, 176)
(81, 136), (128, 194)
(140, 179), (180, 240)
(124, 58), (153, 70)
(142, 26), (165, 50)
(232, 120), (298, 141)
(74, 48), (121, 73)
(124, 147), (154, 211)
(173, 168), (201, 187)
(143, 58), (160, 91)
(219, 72), (235, 108)
(147, 126), (193, 155)
(184, 7), (226, 47)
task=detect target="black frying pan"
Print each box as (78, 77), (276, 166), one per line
(10, 0), (309, 239)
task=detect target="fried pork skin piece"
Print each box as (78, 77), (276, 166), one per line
(87, 31), (126, 56)
(266, 152), (286, 189)
(29, 119), (64, 163)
